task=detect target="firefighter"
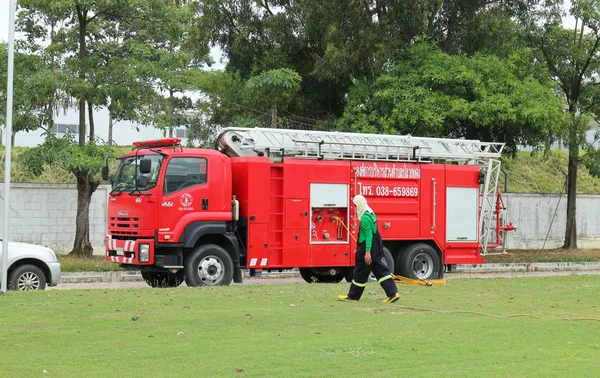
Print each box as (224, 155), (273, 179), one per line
(338, 195), (400, 303)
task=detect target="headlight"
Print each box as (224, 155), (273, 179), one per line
(139, 244), (150, 263)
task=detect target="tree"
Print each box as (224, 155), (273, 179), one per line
(16, 0), (210, 256)
(339, 43), (565, 155)
(246, 68), (302, 128)
(143, 0), (211, 138)
(0, 44), (66, 144)
(530, 0), (600, 249)
(200, 0), (547, 124)
(19, 136), (114, 253)
(16, 0), (138, 256)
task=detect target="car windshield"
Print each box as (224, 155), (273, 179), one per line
(112, 154), (163, 192)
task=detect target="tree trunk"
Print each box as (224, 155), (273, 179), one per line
(108, 103), (113, 145)
(168, 88), (174, 138)
(78, 98), (86, 145)
(77, 6), (88, 146)
(87, 101), (95, 142)
(69, 170), (100, 257)
(563, 126), (579, 249)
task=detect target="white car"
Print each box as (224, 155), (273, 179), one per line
(1, 241), (61, 290)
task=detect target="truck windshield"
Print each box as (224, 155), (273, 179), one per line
(113, 154), (163, 192)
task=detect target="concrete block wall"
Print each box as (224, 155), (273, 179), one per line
(0, 184), (597, 251)
(0, 183), (108, 253)
(503, 193), (600, 249)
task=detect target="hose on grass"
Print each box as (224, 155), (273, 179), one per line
(374, 303), (600, 321)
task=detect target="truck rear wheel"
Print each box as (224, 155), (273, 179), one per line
(185, 244), (233, 287)
(397, 243), (441, 280)
(369, 247), (394, 281)
(299, 268), (344, 283)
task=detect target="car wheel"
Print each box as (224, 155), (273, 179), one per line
(9, 264), (46, 291)
(184, 244), (233, 287)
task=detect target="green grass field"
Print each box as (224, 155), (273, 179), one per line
(1, 275), (599, 377)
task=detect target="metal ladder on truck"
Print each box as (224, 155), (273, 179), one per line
(217, 127), (507, 254)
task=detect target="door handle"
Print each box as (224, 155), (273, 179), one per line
(202, 198), (208, 210)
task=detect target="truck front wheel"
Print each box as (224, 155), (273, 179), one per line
(185, 244), (234, 287)
(397, 243), (441, 280)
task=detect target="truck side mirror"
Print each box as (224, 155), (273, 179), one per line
(139, 158), (152, 174)
(101, 165), (109, 181)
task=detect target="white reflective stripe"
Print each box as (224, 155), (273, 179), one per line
(125, 240), (135, 252)
(260, 258), (267, 266)
(110, 256), (134, 264)
(249, 258), (258, 266)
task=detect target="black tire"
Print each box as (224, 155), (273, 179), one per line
(8, 264), (46, 291)
(316, 273), (344, 283)
(299, 268), (318, 283)
(141, 271), (184, 288)
(299, 268), (344, 283)
(397, 243), (441, 280)
(369, 247), (394, 281)
(184, 244), (234, 286)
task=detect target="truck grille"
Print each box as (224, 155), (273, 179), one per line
(110, 217), (140, 236)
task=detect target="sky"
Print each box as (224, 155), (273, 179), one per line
(1, 0), (13, 43)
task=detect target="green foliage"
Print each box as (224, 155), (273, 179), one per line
(18, 135), (115, 178)
(247, 68), (302, 91)
(2, 276), (600, 376)
(0, 43), (66, 133)
(339, 43), (565, 154)
(201, 0), (547, 125)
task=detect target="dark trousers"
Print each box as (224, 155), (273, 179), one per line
(347, 232), (398, 300)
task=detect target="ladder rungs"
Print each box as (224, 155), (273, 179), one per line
(217, 127), (504, 164)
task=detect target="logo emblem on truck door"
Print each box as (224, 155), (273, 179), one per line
(180, 193), (193, 209)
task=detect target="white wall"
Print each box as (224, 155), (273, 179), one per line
(0, 183), (109, 253)
(503, 193), (600, 249)
(0, 185), (596, 253)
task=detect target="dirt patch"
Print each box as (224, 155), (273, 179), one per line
(484, 249), (600, 263)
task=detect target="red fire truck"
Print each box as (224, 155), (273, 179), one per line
(103, 127), (514, 287)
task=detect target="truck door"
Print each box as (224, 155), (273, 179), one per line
(158, 157), (210, 235)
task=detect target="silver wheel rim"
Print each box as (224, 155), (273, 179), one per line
(412, 252), (434, 279)
(18, 272), (41, 291)
(197, 256), (224, 285)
